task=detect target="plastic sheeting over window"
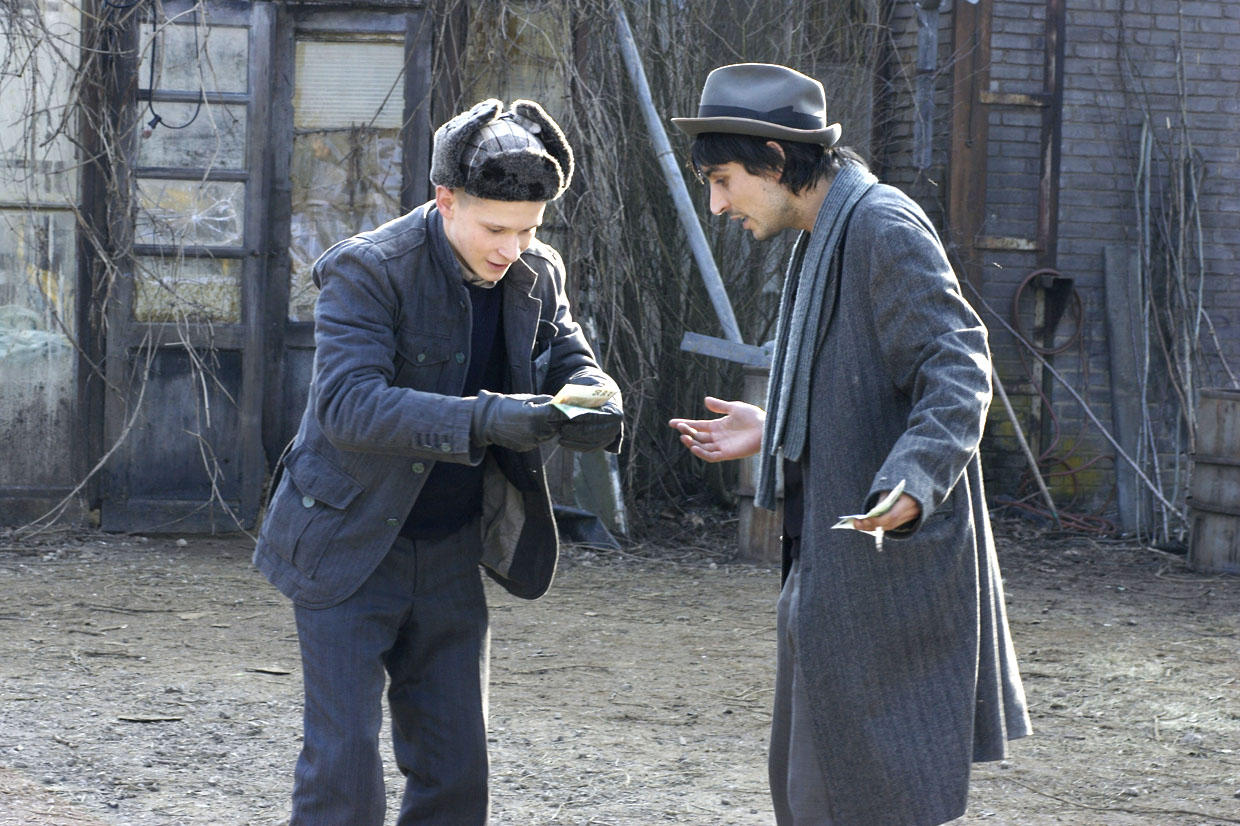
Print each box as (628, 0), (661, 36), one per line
(0, 1), (80, 493)
(0, 210), (77, 487)
(287, 39), (406, 322)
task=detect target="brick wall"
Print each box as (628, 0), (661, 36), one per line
(880, 0), (1240, 523)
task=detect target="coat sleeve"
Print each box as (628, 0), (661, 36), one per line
(311, 239), (477, 462)
(531, 246), (625, 453)
(862, 197), (992, 529)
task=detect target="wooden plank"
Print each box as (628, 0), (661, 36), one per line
(1037, 0), (1067, 269)
(239, 1), (276, 524)
(1103, 246), (1148, 534)
(292, 11), (409, 36)
(262, 3), (298, 468)
(1189, 509), (1240, 574)
(914, 4), (939, 170)
(679, 331), (770, 367)
(75, 1), (115, 513)
(979, 90), (1046, 107)
(947, 0), (992, 292)
(975, 236), (1039, 251)
(0, 492), (89, 527)
(159, 0), (253, 24)
(102, 498), (249, 533)
(401, 8), (433, 211)
(132, 244), (248, 257)
(134, 167), (249, 182)
(119, 324), (248, 350)
(100, 2), (143, 528)
(140, 90), (250, 105)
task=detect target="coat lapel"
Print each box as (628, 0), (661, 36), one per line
(501, 259), (542, 393)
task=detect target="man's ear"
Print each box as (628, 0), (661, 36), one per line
(435, 184), (457, 218)
(765, 141), (787, 175)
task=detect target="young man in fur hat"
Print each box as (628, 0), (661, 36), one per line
(254, 99), (622, 825)
(668, 64), (1030, 825)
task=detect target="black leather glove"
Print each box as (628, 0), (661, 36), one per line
(470, 390), (562, 452)
(557, 400), (623, 452)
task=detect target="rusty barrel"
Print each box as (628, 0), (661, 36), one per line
(1189, 388), (1240, 574)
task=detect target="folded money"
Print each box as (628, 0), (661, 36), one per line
(831, 479), (906, 552)
(551, 380), (618, 417)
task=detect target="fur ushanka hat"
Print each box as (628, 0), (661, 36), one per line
(430, 99), (574, 202)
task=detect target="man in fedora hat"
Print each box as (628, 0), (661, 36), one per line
(669, 63), (1030, 825)
(254, 98), (622, 824)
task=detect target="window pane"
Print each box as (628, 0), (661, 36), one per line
(137, 102), (247, 169)
(0, 3), (80, 203)
(136, 178), (246, 247)
(288, 38), (406, 321)
(288, 129), (402, 321)
(0, 209), (77, 486)
(134, 255), (241, 323)
(140, 21), (249, 95)
(294, 40), (406, 129)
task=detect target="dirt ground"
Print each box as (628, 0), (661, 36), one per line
(0, 516), (1237, 825)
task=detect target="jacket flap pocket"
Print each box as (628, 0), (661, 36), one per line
(284, 445), (364, 510)
(396, 334), (452, 366)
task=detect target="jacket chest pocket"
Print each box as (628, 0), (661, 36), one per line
(394, 336), (456, 391)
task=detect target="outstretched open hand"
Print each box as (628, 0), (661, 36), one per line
(668, 396), (765, 463)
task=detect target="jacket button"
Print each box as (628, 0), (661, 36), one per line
(385, 517), (399, 527)
(455, 352), (465, 364)
(417, 353), (426, 363)
(301, 495), (315, 508)
(440, 442), (452, 453)
(412, 462), (425, 473)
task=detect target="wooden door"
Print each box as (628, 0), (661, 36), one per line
(101, 1), (274, 532)
(263, 4), (432, 462)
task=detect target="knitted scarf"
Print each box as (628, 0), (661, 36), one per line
(755, 161), (877, 511)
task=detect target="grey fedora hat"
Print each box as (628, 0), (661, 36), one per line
(672, 63), (841, 146)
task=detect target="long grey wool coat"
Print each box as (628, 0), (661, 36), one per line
(789, 183), (1031, 825)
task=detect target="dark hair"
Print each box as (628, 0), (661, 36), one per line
(690, 133), (868, 195)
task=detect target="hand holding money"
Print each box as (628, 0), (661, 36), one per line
(832, 480), (914, 552)
(552, 380), (623, 452)
(551, 379), (619, 416)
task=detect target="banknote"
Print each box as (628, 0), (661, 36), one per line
(551, 380), (618, 418)
(831, 478), (906, 551)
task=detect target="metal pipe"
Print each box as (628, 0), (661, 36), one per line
(992, 366), (1061, 528)
(612, 2), (743, 344)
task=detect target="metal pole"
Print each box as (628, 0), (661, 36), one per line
(992, 367), (1061, 529)
(612, 2), (744, 344)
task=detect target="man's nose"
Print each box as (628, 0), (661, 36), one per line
(499, 235), (520, 261)
(709, 189), (729, 216)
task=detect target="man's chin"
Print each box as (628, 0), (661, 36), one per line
(476, 264), (510, 282)
(464, 266), (506, 286)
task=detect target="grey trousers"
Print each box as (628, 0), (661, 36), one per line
(769, 555), (835, 825)
(290, 521), (490, 826)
